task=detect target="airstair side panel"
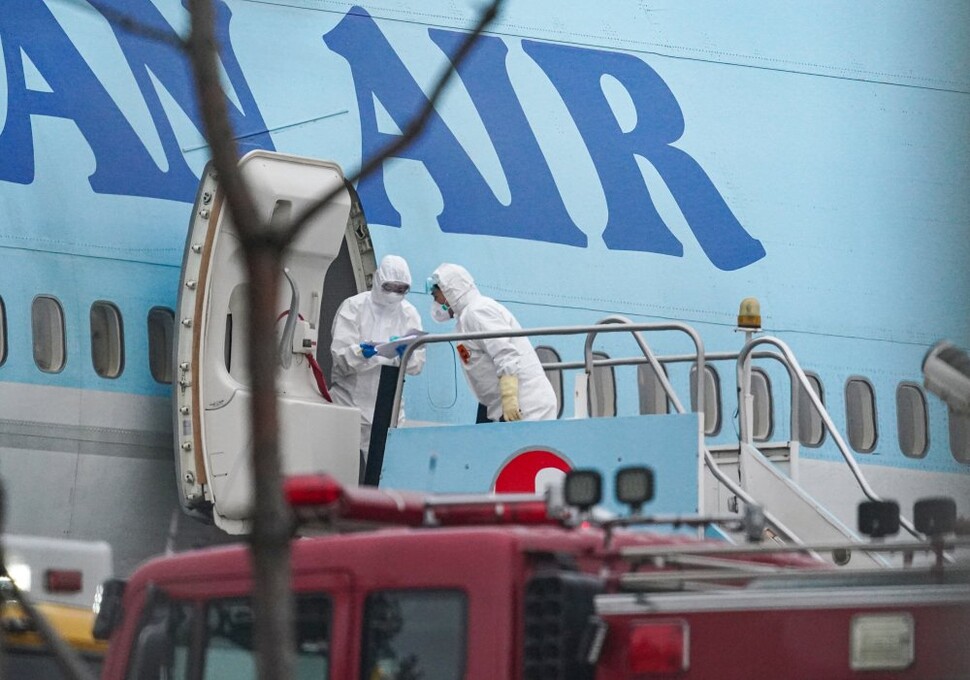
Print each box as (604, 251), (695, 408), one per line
(738, 443), (886, 567)
(382, 414), (703, 519)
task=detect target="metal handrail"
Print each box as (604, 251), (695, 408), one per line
(575, 339), (921, 545)
(546, 347), (823, 447)
(560, 342), (902, 547)
(392, 319), (704, 426)
(621, 536), (970, 561)
(541, 350), (738, 371)
(542, 348), (794, 419)
(569, 337), (803, 544)
(581, 315), (695, 416)
(394, 319), (803, 545)
(737, 336), (921, 538)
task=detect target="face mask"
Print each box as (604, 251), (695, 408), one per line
(431, 301), (452, 323)
(383, 291), (406, 304)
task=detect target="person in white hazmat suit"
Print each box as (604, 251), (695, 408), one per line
(330, 255), (425, 475)
(427, 263), (557, 422)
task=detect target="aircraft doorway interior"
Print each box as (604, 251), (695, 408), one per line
(317, 195), (377, 386)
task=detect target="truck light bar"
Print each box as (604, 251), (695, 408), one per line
(285, 475), (425, 525)
(283, 475), (561, 528)
(431, 500), (552, 526)
(284, 474), (342, 506)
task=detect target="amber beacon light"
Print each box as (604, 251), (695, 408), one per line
(737, 297), (762, 330)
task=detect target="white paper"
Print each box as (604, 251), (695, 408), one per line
(370, 329), (428, 358)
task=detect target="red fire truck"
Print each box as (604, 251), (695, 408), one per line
(95, 470), (970, 679)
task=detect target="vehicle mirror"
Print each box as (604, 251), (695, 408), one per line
(130, 619), (173, 680)
(93, 578), (127, 640)
(129, 588), (174, 680)
(857, 500), (900, 538)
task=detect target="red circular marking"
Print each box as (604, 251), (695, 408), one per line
(493, 449), (571, 494)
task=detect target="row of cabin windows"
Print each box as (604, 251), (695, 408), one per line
(536, 346), (970, 464)
(2, 296), (965, 463)
(0, 295), (175, 384)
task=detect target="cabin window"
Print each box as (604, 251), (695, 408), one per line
(845, 377), (878, 453)
(0, 296), (7, 366)
(361, 590), (466, 680)
(225, 285), (249, 382)
(31, 296), (66, 373)
(949, 409), (970, 464)
(224, 313), (233, 372)
(589, 351), (616, 417)
(90, 301), (124, 378)
(896, 382), (928, 459)
(536, 345), (564, 419)
(638, 362), (670, 415)
(690, 363), (722, 436)
(796, 372), (825, 447)
(750, 367), (774, 441)
(147, 307), (175, 384)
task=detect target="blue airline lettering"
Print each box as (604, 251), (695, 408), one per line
(429, 30), (588, 247)
(324, 9), (586, 247)
(0, 0), (272, 202)
(327, 7), (764, 269)
(0, 4), (762, 269)
(524, 41), (765, 270)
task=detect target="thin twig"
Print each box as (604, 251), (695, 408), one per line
(182, 3), (505, 679)
(0, 484), (96, 680)
(0, 582), (98, 680)
(279, 0), (505, 244)
(186, 0), (264, 243)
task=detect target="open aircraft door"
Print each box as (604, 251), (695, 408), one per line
(173, 151), (365, 534)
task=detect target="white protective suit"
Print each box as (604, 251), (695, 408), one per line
(330, 256), (425, 462)
(431, 263), (557, 422)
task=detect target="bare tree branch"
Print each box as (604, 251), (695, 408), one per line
(186, 2), (293, 678)
(186, 0), (265, 243)
(183, 2), (504, 678)
(0, 583), (98, 680)
(279, 0), (505, 244)
(0, 486), (97, 680)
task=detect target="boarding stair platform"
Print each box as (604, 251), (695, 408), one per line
(378, 317), (923, 568)
(697, 332), (922, 567)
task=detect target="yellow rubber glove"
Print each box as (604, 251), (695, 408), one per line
(499, 374), (522, 421)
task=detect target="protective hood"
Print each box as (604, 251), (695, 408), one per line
(430, 263), (478, 315)
(371, 255), (411, 306)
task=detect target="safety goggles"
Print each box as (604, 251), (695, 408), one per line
(425, 273), (441, 294)
(381, 281), (410, 295)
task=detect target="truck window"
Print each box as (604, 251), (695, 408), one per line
(361, 589), (466, 680)
(204, 595), (330, 679)
(129, 594), (331, 679)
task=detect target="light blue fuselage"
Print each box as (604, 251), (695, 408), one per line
(1, 1), (968, 570)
